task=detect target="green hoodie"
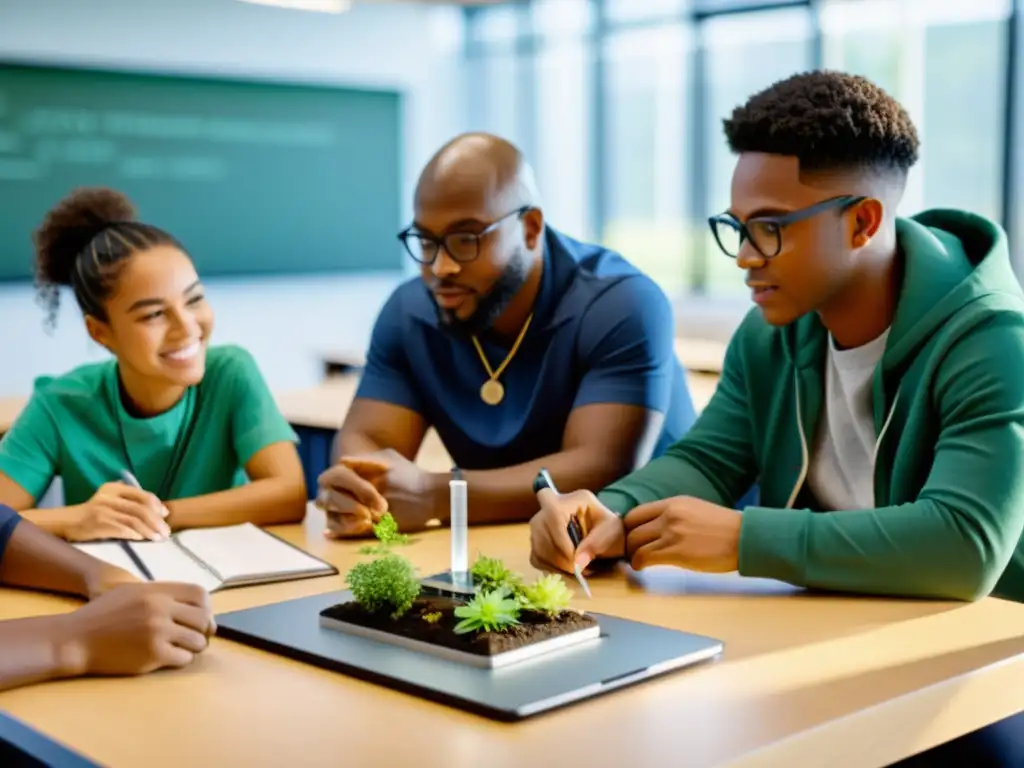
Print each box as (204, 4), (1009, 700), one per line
(599, 210), (1024, 602)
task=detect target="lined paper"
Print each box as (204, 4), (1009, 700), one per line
(175, 523), (328, 583)
(74, 542), (148, 581)
(128, 539), (222, 592)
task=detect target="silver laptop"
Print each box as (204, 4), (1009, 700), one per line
(216, 590), (724, 720)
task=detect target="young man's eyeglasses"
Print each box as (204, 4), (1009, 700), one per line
(708, 195), (866, 260)
(398, 206), (531, 265)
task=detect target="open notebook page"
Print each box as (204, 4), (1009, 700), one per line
(73, 542), (148, 582)
(174, 523), (330, 583)
(128, 539), (222, 592)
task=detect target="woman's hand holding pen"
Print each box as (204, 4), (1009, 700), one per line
(530, 488), (626, 575)
(317, 448), (441, 537)
(65, 482), (171, 542)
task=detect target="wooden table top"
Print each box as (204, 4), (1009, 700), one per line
(2, 504), (1024, 767)
(273, 371), (722, 432)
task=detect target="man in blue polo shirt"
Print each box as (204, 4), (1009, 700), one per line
(316, 132), (698, 536)
(0, 505), (214, 691)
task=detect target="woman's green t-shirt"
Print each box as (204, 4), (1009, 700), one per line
(0, 344), (298, 505)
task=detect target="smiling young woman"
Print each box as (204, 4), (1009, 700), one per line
(0, 187), (307, 541)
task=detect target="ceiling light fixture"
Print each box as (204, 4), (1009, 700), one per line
(237, 0), (352, 13)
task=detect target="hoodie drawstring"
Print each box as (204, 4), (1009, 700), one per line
(785, 377), (901, 510)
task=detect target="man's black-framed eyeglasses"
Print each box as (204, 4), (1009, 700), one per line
(708, 195), (866, 260)
(397, 206), (531, 265)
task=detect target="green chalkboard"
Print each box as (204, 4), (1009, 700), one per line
(0, 62), (403, 282)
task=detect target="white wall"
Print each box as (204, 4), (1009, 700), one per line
(0, 0), (467, 395)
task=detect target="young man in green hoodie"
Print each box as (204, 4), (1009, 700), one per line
(529, 68), (1024, 765)
(530, 70), (1024, 605)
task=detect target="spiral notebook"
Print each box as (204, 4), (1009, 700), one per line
(74, 523), (338, 592)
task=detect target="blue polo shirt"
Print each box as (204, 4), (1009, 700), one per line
(355, 227), (697, 470)
(0, 505), (20, 565)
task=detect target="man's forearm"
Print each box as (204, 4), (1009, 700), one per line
(456, 448), (633, 525)
(0, 614), (78, 692)
(333, 430), (383, 462)
(0, 518), (136, 599)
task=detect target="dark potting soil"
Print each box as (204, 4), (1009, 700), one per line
(320, 596), (598, 657)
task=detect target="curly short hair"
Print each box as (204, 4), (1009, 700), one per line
(722, 70), (920, 176)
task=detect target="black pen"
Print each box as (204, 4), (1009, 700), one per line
(533, 468), (591, 598)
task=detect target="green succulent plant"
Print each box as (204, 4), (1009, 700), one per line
(346, 553), (421, 619)
(470, 554), (523, 595)
(453, 587), (521, 635)
(519, 573), (573, 617)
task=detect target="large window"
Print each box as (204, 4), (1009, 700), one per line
(532, 0), (595, 239)
(602, 24), (693, 294)
(464, 0), (1023, 303)
(464, 5), (534, 160)
(821, 0), (1009, 222)
(701, 6), (814, 297)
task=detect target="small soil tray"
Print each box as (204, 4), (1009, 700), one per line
(319, 595), (601, 669)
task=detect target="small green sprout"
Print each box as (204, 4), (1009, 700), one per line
(453, 587), (521, 635)
(421, 611), (442, 624)
(520, 573), (573, 617)
(470, 554), (523, 595)
(358, 512), (411, 555)
(346, 553), (421, 619)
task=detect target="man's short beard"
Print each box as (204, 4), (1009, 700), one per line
(432, 248), (532, 337)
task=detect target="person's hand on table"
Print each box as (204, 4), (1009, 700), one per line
(529, 488), (626, 575)
(66, 482), (171, 542)
(85, 564), (144, 601)
(316, 448), (440, 538)
(624, 496), (741, 572)
(56, 582), (216, 679)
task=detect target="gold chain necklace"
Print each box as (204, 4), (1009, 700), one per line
(471, 313), (533, 406)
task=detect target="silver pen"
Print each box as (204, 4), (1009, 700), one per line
(120, 470), (171, 528)
(532, 468), (592, 599)
(120, 470), (142, 489)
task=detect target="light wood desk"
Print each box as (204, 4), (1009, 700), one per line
(0, 395), (27, 435)
(1, 504), (1024, 767)
(276, 370), (721, 432)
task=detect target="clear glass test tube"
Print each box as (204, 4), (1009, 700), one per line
(449, 477), (468, 575)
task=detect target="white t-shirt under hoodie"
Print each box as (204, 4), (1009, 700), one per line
(807, 328), (891, 511)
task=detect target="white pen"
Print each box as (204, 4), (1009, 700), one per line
(533, 468), (592, 599)
(120, 470), (142, 489)
(121, 470), (171, 525)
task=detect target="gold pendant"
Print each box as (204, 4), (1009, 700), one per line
(480, 379), (505, 405)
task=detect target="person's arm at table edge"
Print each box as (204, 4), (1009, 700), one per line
(736, 316), (1024, 602)
(0, 506), (139, 600)
(0, 506), (155, 692)
(0, 472), (85, 539)
(165, 442), (308, 529)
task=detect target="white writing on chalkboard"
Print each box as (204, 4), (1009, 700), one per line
(20, 107), (337, 147)
(0, 107), (338, 183)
